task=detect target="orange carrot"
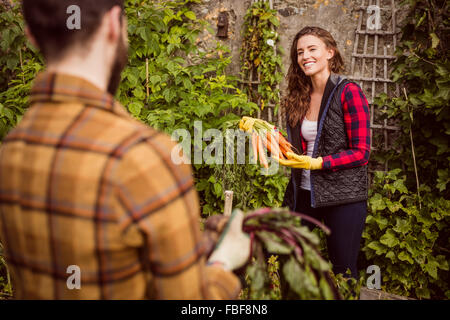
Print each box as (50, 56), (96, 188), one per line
(266, 131), (282, 159)
(278, 131), (292, 147)
(257, 135), (268, 168)
(279, 137), (292, 151)
(264, 132), (272, 152)
(279, 138), (291, 151)
(279, 143), (290, 158)
(279, 138), (293, 154)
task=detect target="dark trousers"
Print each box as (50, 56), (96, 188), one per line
(296, 188), (367, 279)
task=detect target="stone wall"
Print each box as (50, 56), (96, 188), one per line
(193, 0), (368, 87)
(192, 0), (407, 93)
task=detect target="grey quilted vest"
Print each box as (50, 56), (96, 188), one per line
(282, 74), (369, 209)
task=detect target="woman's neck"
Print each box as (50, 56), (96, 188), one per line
(310, 69), (331, 94)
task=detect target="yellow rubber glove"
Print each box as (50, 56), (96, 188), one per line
(277, 152), (323, 170)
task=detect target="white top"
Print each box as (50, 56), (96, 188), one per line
(300, 118), (318, 191)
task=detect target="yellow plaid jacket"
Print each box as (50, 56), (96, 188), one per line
(0, 72), (240, 299)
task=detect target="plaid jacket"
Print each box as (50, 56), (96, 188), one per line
(0, 72), (240, 299)
(299, 82), (370, 169)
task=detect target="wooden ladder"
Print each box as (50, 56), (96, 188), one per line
(349, 0), (402, 171)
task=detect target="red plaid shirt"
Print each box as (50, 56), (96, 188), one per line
(300, 82), (371, 170)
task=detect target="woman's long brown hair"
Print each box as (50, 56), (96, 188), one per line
(283, 26), (345, 128)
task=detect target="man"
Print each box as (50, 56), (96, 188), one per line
(0, 0), (249, 299)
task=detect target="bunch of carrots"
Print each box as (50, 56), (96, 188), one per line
(239, 116), (294, 168)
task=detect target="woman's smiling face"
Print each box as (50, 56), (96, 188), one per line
(297, 34), (334, 77)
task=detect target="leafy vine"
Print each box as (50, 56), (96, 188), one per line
(364, 0), (450, 299)
(240, 0), (283, 115)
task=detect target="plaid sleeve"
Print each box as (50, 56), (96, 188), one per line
(322, 82), (371, 170)
(114, 132), (241, 299)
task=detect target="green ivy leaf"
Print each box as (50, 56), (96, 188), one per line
(150, 75), (161, 85)
(393, 218), (411, 234)
(380, 229), (400, 248)
(385, 251), (396, 262)
(367, 241), (387, 255)
(128, 102), (143, 116)
(182, 77), (193, 91)
(370, 193), (386, 212)
(213, 182), (222, 197)
(430, 33), (440, 49)
(398, 251), (414, 264)
(424, 259), (439, 279)
(386, 199), (402, 213)
(372, 216), (388, 230)
(436, 255), (449, 271)
(269, 16), (280, 27)
(260, 12), (272, 20)
(393, 179), (408, 194)
(184, 11), (196, 20)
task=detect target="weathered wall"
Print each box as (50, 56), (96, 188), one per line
(193, 0), (407, 93)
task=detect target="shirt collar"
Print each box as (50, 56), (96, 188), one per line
(29, 72), (129, 117)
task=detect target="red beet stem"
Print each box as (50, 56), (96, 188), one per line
(289, 211), (331, 234)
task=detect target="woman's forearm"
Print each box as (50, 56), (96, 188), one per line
(322, 148), (370, 170)
(321, 82), (370, 171)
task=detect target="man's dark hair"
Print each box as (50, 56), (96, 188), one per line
(22, 0), (124, 61)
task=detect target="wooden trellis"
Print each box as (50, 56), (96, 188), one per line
(348, 0), (402, 171)
(240, 0), (283, 131)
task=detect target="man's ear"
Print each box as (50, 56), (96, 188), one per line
(105, 6), (122, 44)
(25, 26), (39, 49)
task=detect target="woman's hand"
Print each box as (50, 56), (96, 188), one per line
(276, 152), (323, 170)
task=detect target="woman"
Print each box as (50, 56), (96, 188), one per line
(279, 26), (371, 279)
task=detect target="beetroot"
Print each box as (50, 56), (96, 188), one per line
(242, 207), (341, 300)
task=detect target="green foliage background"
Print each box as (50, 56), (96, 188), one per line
(119, 0), (289, 216)
(240, 0), (283, 114)
(360, 0), (450, 299)
(0, 2), (43, 139)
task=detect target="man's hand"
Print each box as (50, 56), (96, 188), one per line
(207, 210), (251, 271)
(276, 152), (323, 170)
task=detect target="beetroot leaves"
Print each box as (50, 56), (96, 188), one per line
(242, 207), (342, 300)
